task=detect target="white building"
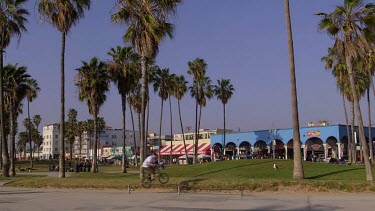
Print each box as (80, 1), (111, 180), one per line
(172, 128), (232, 145)
(42, 124), (68, 159)
(74, 129), (140, 159)
(42, 123), (140, 160)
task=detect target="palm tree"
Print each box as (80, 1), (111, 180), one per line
(112, 0), (181, 169)
(3, 63), (30, 176)
(17, 131), (28, 160)
(214, 79), (235, 157)
(22, 118), (34, 161)
(33, 114), (42, 158)
(172, 75), (189, 162)
(108, 45), (139, 173)
(317, 0), (375, 181)
(66, 108), (78, 167)
(0, 0), (29, 177)
(38, 0), (91, 178)
(321, 48), (353, 163)
(187, 58), (207, 164)
(75, 57), (110, 173)
(84, 119), (94, 159)
(153, 67), (173, 163)
(284, 0), (304, 179)
(196, 76), (213, 150)
(25, 79), (40, 169)
(168, 74), (177, 164)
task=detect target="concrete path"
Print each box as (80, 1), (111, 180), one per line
(0, 187), (375, 210)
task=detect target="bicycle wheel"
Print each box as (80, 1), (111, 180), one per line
(158, 173), (169, 184)
(141, 178), (152, 189)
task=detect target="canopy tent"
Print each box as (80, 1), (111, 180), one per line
(158, 143), (211, 156)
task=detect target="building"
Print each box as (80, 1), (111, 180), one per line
(210, 125), (375, 161)
(42, 123), (140, 160)
(74, 128), (140, 160)
(157, 129), (232, 161)
(42, 124), (68, 159)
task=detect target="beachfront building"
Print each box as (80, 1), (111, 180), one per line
(157, 129), (233, 163)
(75, 128), (140, 160)
(42, 124), (69, 159)
(210, 124), (375, 161)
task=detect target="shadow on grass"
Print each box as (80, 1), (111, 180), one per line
(193, 160), (274, 177)
(305, 168), (362, 179)
(179, 178), (207, 190)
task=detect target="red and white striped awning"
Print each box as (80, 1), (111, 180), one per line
(158, 143), (211, 156)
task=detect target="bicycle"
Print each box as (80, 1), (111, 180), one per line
(141, 164), (169, 189)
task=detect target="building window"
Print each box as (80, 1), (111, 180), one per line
(55, 135), (58, 139)
(55, 148), (57, 152)
(112, 135), (116, 138)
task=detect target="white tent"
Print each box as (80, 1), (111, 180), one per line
(178, 154), (194, 159)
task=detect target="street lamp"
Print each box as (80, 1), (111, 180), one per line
(269, 129), (278, 159)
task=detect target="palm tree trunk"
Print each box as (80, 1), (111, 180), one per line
(129, 100), (137, 166)
(70, 142), (73, 167)
(368, 89), (373, 162)
(342, 93), (351, 162)
(27, 101), (33, 169)
(197, 105), (202, 156)
(92, 112), (98, 173)
(284, 0), (304, 179)
(0, 33), (8, 176)
(79, 134), (82, 160)
(59, 32), (66, 178)
(137, 112), (140, 167)
(121, 95), (127, 173)
(140, 57), (147, 178)
(178, 99), (189, 164)
(146, 97), (150, 156)
(346, 58), (373, 181)
(158, 99), (164, 164)
(350, 100), (355, 164)
(194, 83), (198, 164)
(169, 96), (173, 165)
(223, 103), (226, 158)
(9, 106), (16, 176)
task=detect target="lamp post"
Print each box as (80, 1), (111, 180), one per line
(270, 129), (278, 159)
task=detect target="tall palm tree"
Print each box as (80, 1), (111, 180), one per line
(187, 58), (207, 164)
(3, 63), (30, 176)
(38, 0), (91, 178)
(284, 0), (304, 179)
(317, 0), (375, 181)
(33, 114), (42, 158)
(17, 131), (28, 160)
(0, 0), (29, 177)
(168, 74), (177, 164)
(153, 67), (173, 163)
(172, 75), (189, 163)
(75, 57), (110, 173)
(112, 0), (181, 169)
(66, 108), (77, 166)
(25, 79), (40, 169)
(108, 45), (139, 173)
(196, 76), (213, 150)
(214, 79), (235, 157)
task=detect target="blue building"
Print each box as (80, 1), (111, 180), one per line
(210, 125), (375, 161)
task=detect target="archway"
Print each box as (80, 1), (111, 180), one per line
(326, 136), (338, 158)
(254, 140), (267, 159)
(305, 137), (324, 161)
(225, 142), (237, 160)
(239, 141), (251, 159)
(270, 140), (285, 159)
(212, 143), (223, 161)
(287, 139), (294, 159)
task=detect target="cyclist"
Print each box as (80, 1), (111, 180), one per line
(142, 153), (158, 181)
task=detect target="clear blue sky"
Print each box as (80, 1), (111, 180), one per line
(6, 0), (372, 135)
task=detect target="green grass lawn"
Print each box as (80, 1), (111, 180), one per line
(3, 159), (375, 192)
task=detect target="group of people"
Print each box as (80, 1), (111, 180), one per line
(48, 160), (92, 172)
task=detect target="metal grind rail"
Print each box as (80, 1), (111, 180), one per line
(127, 183), (245, 196)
